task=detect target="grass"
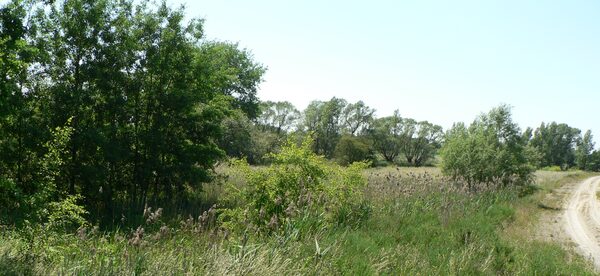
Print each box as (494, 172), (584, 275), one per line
(0, 166), (597, 275)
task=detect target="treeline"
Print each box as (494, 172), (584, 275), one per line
(223, 98), (444, 167)
(223, 98), (599, 172)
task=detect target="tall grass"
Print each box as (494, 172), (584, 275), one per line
(0, 167), (596, 275)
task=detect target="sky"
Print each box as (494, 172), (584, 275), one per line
(150, 1), (598, 143)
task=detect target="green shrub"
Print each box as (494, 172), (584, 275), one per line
(45, 194), (89, 232)
(333, 134), (374, 166)
(440, 105), (535, 189)
(220, 136), (369, 235)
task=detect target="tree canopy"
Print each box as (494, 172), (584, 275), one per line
(0, 0), (265, 225)
(440, 105), (534, 188)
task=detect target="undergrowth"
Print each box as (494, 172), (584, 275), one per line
(0, 155), (596, 275)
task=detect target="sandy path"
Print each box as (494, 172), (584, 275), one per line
(564, 176), (600, 269)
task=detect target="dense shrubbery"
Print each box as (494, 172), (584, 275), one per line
(440, 105), (535, 188)
(220, 137), (369, 235)
(333, 134), (374, 166)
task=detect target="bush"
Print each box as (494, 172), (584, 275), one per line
(45, 194), (89, 232)
(220, 136), (369, 235)
(333, 135), (374, 166)
(440, 105), (534, 189)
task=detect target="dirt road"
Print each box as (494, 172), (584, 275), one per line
(564, 176), (600, 269)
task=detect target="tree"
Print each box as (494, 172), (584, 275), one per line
(341, 101), (375, 136)
(531, 122), (581, 170)
(0, 0), (265, 224)
(301, 98), (347, 158)
(333, 134), (373, 166)
(218, 110), (282, 164)
(369, 111), (402, 163)
(0, 0), (43, 196)
(440, 105), (534, 189)
(587, 151), (600, 172)
(401, 120), (443, 166)
(576, 130), (595, 170)
(197, 41), (266, 119)
(257, 101), (300, 134)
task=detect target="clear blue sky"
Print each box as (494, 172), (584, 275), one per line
(177, 1), (599, 142)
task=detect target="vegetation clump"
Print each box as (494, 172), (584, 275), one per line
(440, 105), (535, 189)
(221, 136), (370, 235)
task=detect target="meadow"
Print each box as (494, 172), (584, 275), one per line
(0, 165), (595, 275)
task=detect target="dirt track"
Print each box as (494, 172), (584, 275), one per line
(564, 176), (600, 269)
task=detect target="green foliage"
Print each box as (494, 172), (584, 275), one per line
(531, 122), (581, 170)
(302, 98), (348, 158)
(219, 109), (284, 164)
(576, 130), (595, 170)
(341, 100), (375, 136)
(221, 136), (369, 234)
(0, 0), (265, 225)
(0, 169), (593, 275)
(541, 166), (564, 172)
(45, 194), (89, 232)
(333, 134), (374, 166)
(440, 105), (534, 188)
(400, 119), (444, 166)
(0, 178), (21, 221)
(198, 41), (266, 119)
(369, 112), (403, 163)
(587, 151), (600, 172)
(369, 111), (443, 166)
(257, 100), (300, 134)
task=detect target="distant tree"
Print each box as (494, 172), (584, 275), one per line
(333, 134), (373, 166)
(576, 130), (595, 170)
(257, 101), (300, 134)
(531, 122), (581, 170)
(401, 121), (443, 166)
(587, 151), (600, 172)
(369, 111), (402, 163)
(440, 105), (534, 189)
(219, 110), (281, 164)
(219, 110), (254, 160)
(522, 127), (533, 143)
(341, 101), (375, 136)
(301, 98), (347, 158)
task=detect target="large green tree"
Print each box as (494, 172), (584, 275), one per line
(440, 105), (534, 188)
(400, 120), (443, 166)
(0, 0), (265, 224)
(369, 111), (402, 163)
(301, 98), (347, 158)
(575, 130), (595, 170)
(341, 100), (374, 136)
(531, 122), (581, 170)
